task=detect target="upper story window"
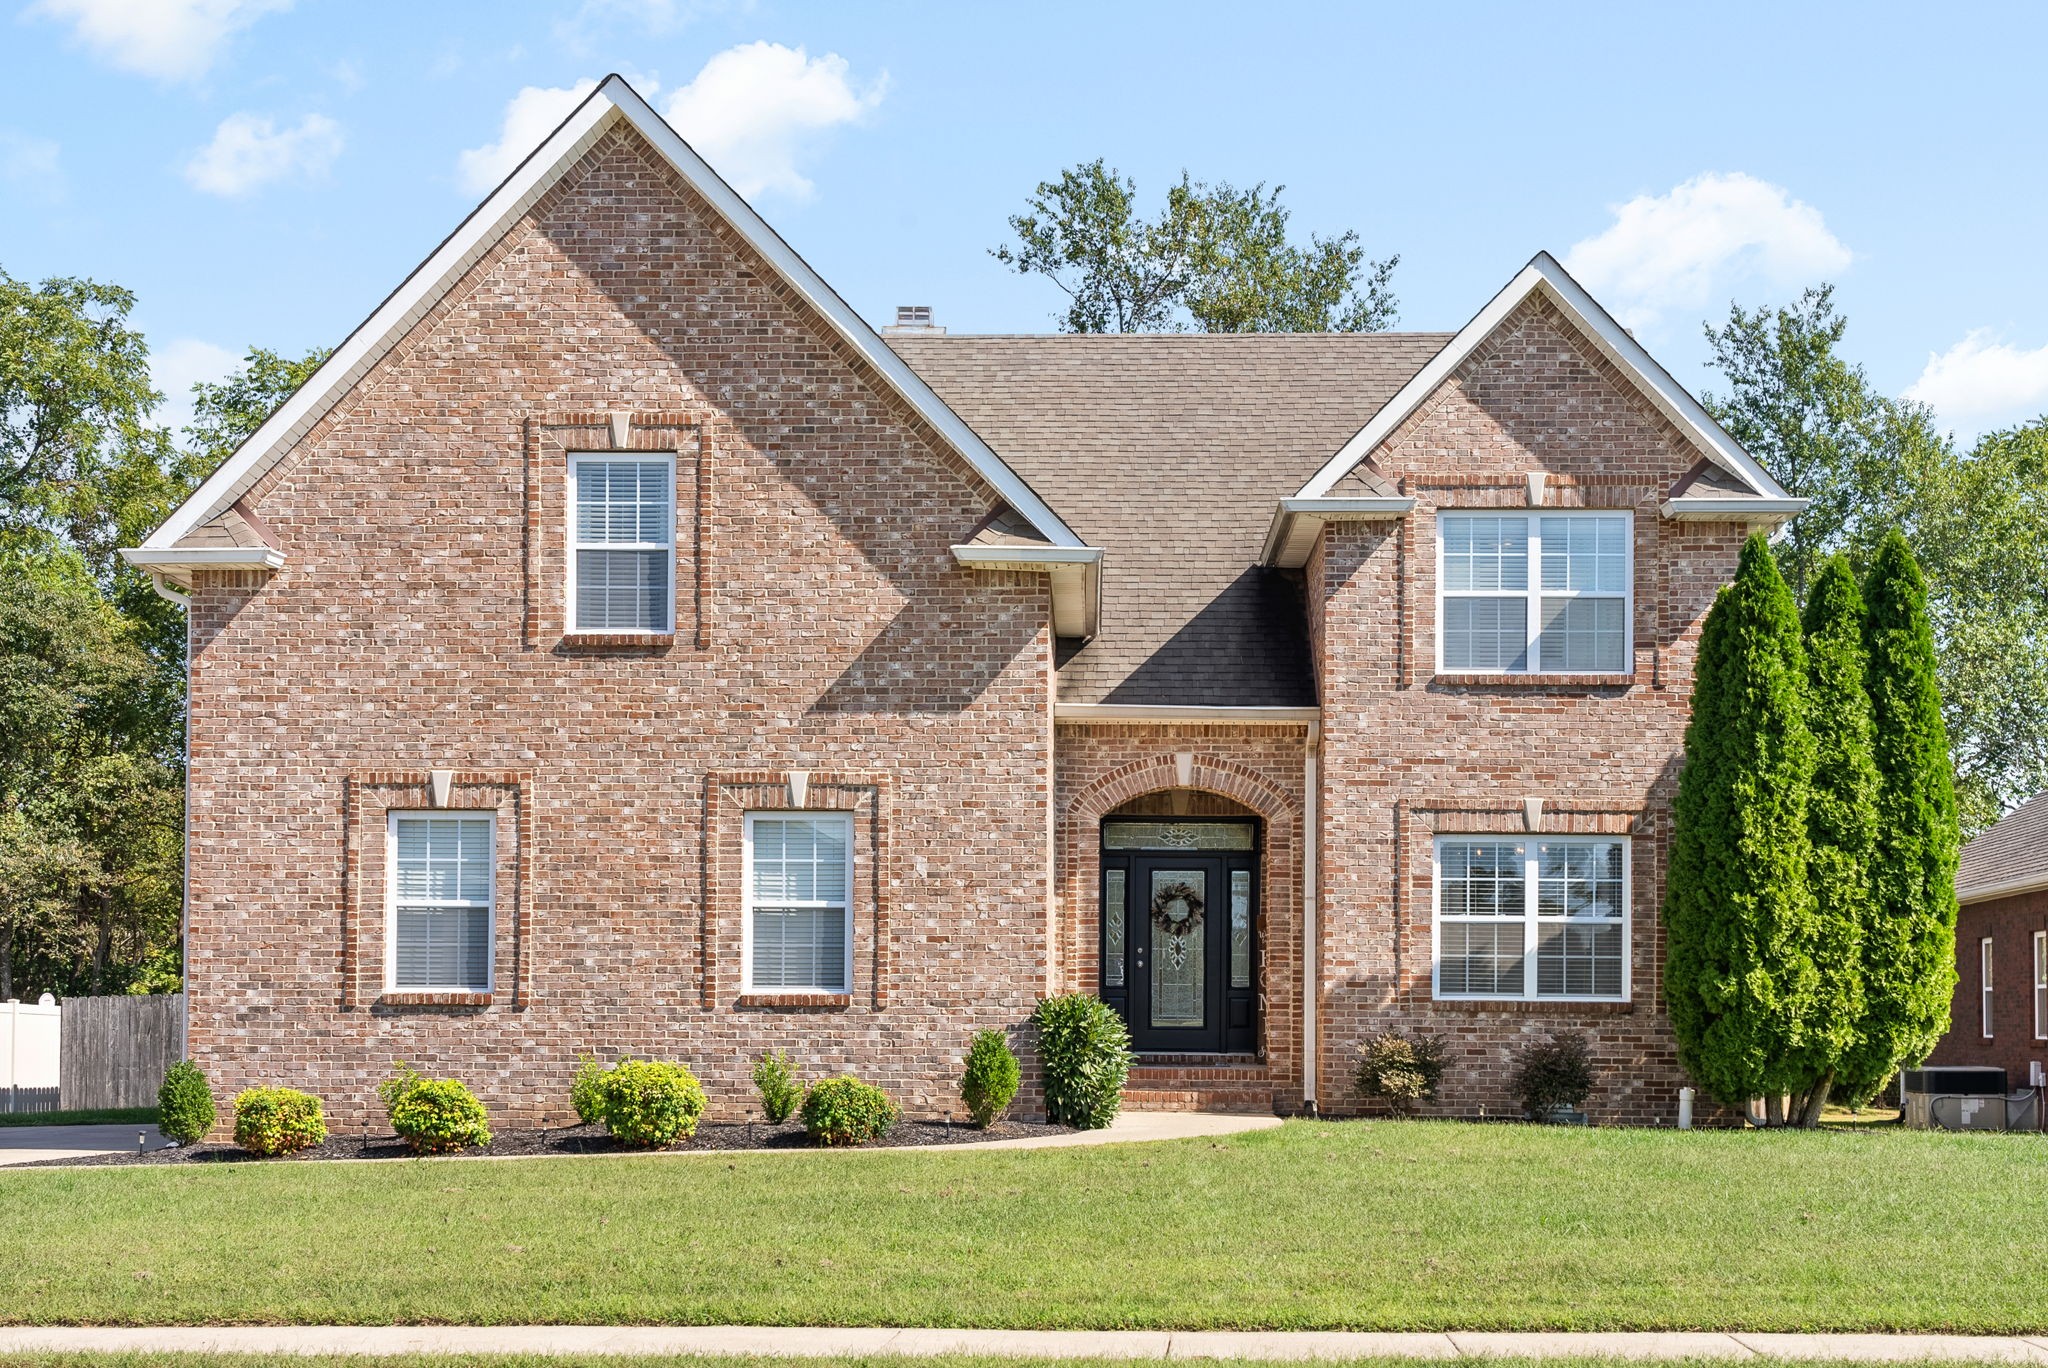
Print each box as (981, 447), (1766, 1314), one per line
(568, 453), (674, 633)
(389, 813), (494, 993)
(744, 812), (853, 994)
(1438, 511), (1632, 674)
(1433, 836), (1629, 1002)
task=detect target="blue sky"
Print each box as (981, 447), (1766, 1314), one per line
(6, 1), (2048, 442)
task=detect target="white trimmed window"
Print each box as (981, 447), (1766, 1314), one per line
(388, 813), (494, 992)
(743, 812), (853, 993)
(1433, 837), (1629, 1001)
(568, 453), (674, 632)
(2033, 931), (2045, 1040)
(1438, 511), (1632, 674)
(1981, 937), (1995, 1037)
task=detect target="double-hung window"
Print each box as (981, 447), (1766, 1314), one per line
(1981, 937), (1995, 1037)
(1438, 511), (1631, 674)
(2033, 931), (2045, 1040)
(1434, 837), (1629, 1001)
(389, 814), (494, 993)
(568, 453), (674, 633)
(744, 812), (853, 994)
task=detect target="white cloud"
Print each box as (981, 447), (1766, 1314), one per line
(26, 0), (291, 81)
(662, 42), (885, 200)
(183, 112), (343, 196)
(456, 79), (599, 195)
(1905, 331), (2048, 437)
(1563, 172), (1853, 331)
(0, 130), (64, 202)
(150, 338), (241, 436)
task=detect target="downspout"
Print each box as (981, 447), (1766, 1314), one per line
(1046, 600), (1060, 997)
(1302, 718), (1320, 1114)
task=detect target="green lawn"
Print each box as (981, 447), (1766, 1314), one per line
(3, 1120), (2045, 1332)
(0, 1360), (2008, 1368)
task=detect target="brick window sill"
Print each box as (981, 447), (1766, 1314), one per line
(378, 992), (493, 1008)
(737, 992), (852, 1011)
(1433, 672), (1638, 689)
(559, 631), (675, 650)
(1432, 998), (1637, 1015)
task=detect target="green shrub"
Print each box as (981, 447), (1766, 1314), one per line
(232, 1086), (327, 1156)
(571, 1052), (608, 1125)
(1031, 992), (1132, 1130)
(1355, 1031), (1445, 1114)
(801, 1075), (898, 1146)
(379, 1065), (493, 1155)
(157, 1060), (216, 1146)
(598, 1059), (706, 1147)
(752, 1049), (800, 1123)
(960, 1028), (1021, 1128)
(1509, 1033), (1595, 1116)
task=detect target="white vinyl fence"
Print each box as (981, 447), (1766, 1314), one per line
(2, 996), (62, 1113)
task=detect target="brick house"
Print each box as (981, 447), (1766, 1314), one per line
(1927, 793), (2048, 1104)
(123, 77), (1803, 1129)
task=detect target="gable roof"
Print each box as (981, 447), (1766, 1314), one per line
(132, 75), (1085, 559)
(1958, 792), (2048, 903)
(1293, 252), (1803, 507)
(891, 331), (1448, 706)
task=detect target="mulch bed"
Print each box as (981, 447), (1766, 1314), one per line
(24, 1117), (1071, 1167)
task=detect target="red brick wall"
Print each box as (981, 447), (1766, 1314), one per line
(1929, 892), (2048, 1096)
(1308, 295), (1746, 1125)
(183, 126), (1056, 1130)
(1053, 725), (1309, 1109)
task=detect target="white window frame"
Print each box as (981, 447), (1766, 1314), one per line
(2033, 930), (2045, 1041)
(1431, 835), (1632, 1002)
(566, 450), (676, 634)
(1981, 936), (1995, 1038)
(1435, 509), (1634, 676)
(384, 811), (496, 994)
(741, 810), (855, 995)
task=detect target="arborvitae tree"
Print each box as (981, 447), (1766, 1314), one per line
(1795, 554), (1878, 1125)
(1839, 532), (1960, 1099)
(1665, 535), (1822, 1121)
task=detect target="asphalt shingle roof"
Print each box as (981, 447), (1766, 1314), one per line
(1958, 791), (2048, 900)
(891, 332), (1450, 706)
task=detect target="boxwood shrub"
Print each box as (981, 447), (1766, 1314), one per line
(232, 1086), (327, 1156)
(752, 1049), (800, 1123)
(157, 1060), (216, 1145)
(379, 1065), (493, 1154)
(599, 1059), (706, 1147)
(800, 1075), (898, 1146)
(1031, 992), (1132, 1130)
(571, 1052), (607, 1125)
(960, 1028), (1021, 1128)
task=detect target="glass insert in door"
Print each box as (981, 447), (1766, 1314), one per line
(1149, 868), (1207, 1028)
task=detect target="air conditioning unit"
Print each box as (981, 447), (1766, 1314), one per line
(1902, 1066), (2009, 1131)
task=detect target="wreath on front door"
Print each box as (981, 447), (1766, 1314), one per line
(1149, 881), (1205, 937)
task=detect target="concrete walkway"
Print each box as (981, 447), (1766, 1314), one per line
(0, 1325), (2043, 1360)
(0, 1122), (166, 1166)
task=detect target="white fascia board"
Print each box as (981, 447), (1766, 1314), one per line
(1295, 253), (1795, 505)
(1659, 496), (1810, 523)
(952, 544), (1103, 639)
(121, 547), (286, 570)
(1959, 873), (2048, 906)
(1259, 497), (1415, 568)
(142, 76), (1083, 555)
(1054, 704), (1320, 724)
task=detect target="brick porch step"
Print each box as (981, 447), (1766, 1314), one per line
(1123, 1056), (1278, 1114)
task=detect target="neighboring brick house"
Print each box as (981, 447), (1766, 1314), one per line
(1927, 794), (2048, 1104)
(123, 77), (1804, 1129)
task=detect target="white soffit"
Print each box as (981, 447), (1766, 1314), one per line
(1294, 252), (1795, 505)
(141, 75), (1084, 555)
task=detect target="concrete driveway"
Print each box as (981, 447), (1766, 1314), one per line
(0, 1124), (167, 1167)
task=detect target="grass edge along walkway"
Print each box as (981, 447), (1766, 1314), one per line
(3, 1325), (2048, 1362)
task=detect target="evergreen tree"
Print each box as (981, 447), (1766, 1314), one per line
(1795, 555), (1878, 1124)
(1839, 532), (1960, 1098)
(1665, 535), (1823, 1120)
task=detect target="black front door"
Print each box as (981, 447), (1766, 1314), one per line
(1099, 820), (1256, 1054)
